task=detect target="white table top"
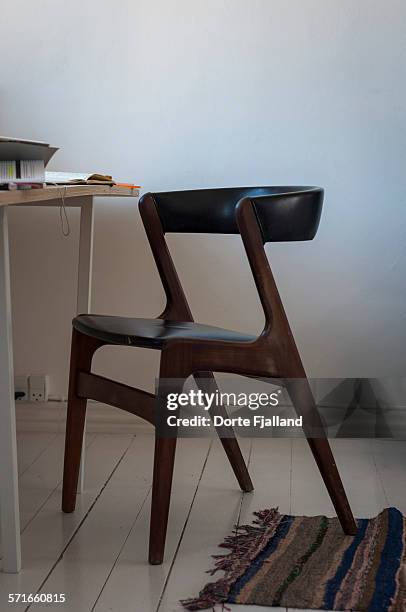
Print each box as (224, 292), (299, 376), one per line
(0, 184), (140, 206)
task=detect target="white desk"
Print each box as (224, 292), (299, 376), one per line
(0, 185), (139, 572)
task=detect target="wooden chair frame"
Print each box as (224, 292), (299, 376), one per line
(62, 192), (356, 565)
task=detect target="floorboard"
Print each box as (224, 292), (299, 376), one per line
(19, 433), (95, 531)
(17, 432), (58, 476)
(93, 437), (212, 612)
(157, 439), (254, 612)
(0, 434), (134, 612)
(0, 433), (404, 612)
(33, 435), (153, 611)
(372, 439), (406, 512)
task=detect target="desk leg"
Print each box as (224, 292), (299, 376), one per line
(0, 207), (21, 572)
(76, 198), (94, 493)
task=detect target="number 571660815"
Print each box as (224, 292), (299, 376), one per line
(8, 593), (66, 604)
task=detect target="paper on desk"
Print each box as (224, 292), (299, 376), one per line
(45, 171), (114, 185)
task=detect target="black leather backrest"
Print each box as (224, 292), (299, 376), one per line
(144, 186), (323, 242)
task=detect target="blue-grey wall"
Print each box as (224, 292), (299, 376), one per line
(1, 0), (405, 395)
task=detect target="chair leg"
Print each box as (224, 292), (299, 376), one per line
(149, 436), (177, 564)
(307, 437), (357, 534)
(149, 353), (188, 565)
(286, 378), (357, 535)
(217, 436), (254, 492)
(194, 371), (253, 492)
(62, 329), (100, 513)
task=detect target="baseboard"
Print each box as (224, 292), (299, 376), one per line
(16, 400), (153, 433)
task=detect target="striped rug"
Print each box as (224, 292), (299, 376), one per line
(181, 507), (406, 611)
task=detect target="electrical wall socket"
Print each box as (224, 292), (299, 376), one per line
(15, 375), (29, 401)
(29, 374), (49, 402)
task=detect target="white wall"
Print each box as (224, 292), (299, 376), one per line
(1, 0), (406, 397)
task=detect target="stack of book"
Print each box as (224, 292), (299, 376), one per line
(0, 136), (141, 191)
(0, 137), (58, 190)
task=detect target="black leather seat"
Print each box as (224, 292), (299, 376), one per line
(73, 314), (255, 349)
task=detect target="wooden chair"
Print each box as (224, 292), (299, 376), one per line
(62, 186), (356, 565)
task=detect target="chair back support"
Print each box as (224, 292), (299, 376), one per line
(138, 186), (324, 325)
(148, 186), (323, 242)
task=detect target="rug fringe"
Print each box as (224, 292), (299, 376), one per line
(180, 508), (282, 610)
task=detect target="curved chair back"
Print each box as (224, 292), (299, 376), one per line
(145, 186), (323, 242)
(138, 186), (324, 323)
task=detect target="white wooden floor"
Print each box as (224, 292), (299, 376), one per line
(1, 432), (405, 612)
